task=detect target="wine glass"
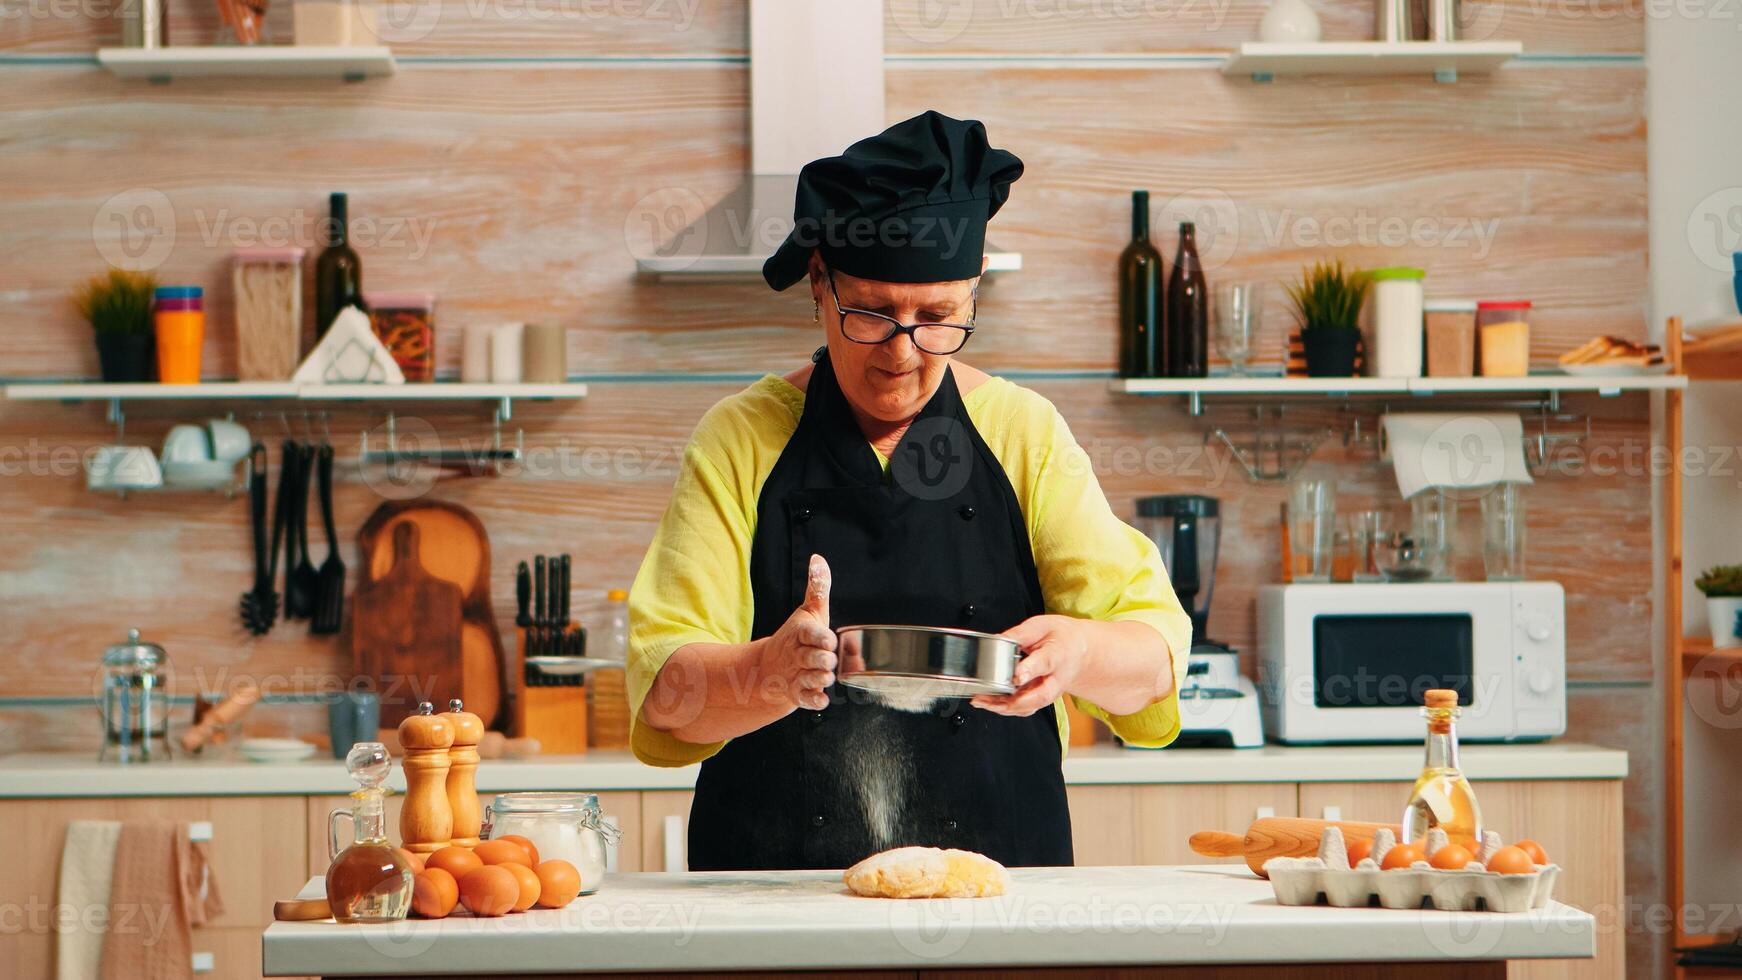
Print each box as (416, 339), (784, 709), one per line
(1214, 282), (1262, 377)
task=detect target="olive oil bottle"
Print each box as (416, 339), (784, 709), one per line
(1401, 688), (1483, 849)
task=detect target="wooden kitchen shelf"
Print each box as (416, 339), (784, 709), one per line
(3, 381), (587, 403)
(1681, 636), (1742, 668)
(96, 46), (395, 82)
(1223, 41), (1523, 82)
(1112, 372), (1685, 398)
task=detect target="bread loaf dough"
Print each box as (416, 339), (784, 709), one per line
(843, 846), (1009, 899)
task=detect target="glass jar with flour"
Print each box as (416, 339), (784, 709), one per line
(482, 792), (619, 894)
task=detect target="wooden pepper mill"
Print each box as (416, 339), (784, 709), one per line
(398, 701), (455, 854)
(442, 698), (485, 848)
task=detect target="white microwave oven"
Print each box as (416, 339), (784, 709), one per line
(1256, 582), (1566, 744)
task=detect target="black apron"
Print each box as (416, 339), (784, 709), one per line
(687, 352), (1073, 871)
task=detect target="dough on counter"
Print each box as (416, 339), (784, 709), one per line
(843, 846), (1009, 899)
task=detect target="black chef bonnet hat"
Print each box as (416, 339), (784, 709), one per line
(762, 110), (1023, 291)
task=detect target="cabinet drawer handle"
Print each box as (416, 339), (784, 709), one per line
(191, 952), (214, 974)
(662, 815), (685, 873)
(1321, 805), (1342, 821)
(1255, 806), (1276, 821)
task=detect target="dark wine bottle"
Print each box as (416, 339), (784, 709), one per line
(1166, 221), (1208, 378)
(1118, 190), (1166, 378)
(314, 192), (365, 340)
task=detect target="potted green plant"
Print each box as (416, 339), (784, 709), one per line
(73, 268), (158, 382)
(1286, 260), (1370, 377)
(1696, 564), (1742, 649)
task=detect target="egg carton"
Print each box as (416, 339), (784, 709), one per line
(1263, 827), (1559, 914)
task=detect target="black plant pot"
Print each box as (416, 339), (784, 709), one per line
(1302, 329), (1360, 378)
(95, 331), (156, 382)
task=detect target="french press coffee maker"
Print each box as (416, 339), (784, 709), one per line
(99, 628), (173, 763)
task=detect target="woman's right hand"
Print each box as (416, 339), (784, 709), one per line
(757, 554), (838, 711)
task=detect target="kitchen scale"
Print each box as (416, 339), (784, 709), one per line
(1132, 495), (1264, 749)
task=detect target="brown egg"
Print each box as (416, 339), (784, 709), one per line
(458, 866), (518, 917)
(411, 868), (458, 918)
(427, 846), (482, 880)
(1346, 839), (1373, 867)
(500, 862), (541, 912)
(1514, 839), (1550, 865)
(474, 839), (528, 868)
(1381, 843), (1424, 870)
(497, 834), (541, 868)
(394, 848), (425, 874)
(1486, 846), (1536, 875)
(1430, 844), (1474, 870)
(534, 860), (582, 909)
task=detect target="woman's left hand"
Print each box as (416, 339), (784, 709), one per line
(971, 614), (1091, 717)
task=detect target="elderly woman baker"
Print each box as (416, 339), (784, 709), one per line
(628, 111), (1191, 872)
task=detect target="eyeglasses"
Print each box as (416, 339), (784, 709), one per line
(826, 269), (978, 356)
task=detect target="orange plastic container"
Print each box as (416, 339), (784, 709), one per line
(154, 286), (204, 384)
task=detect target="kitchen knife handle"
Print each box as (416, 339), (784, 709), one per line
(533, 556), (546, 626)
(557, 555), (571, 628)
(516, 561), (531, 628)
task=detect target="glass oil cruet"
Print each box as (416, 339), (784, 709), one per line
(1401, 688), (1484, 849)
(326, 741), (415, 923)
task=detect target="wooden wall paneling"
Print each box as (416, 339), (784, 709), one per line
(886, 66), (1646, 374)
(882, 0), (1641, 55)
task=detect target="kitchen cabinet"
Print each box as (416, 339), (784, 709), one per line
(1068, 783), (1299, 866)
(0, 795), (307, 977)
(1298, 780), (1624, 980)
(639, 789), (694, 872)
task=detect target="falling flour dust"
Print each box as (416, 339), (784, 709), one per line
(845, 707), (916, 852)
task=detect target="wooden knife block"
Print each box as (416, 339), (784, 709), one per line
(512, 626), (588, 754)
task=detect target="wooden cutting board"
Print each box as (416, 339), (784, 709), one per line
(1190, 816), (1403, 878)
(351, 520), (465, 729)
(357, 501), (506, 729)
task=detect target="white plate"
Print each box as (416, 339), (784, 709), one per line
(1558, 360), (1668, 377)
(239, 738), (316, 763)
(525, 656), (622, 676)
(162, 459), (239, 490)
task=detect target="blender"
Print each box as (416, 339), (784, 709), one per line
(1134, 496), (1262, 748)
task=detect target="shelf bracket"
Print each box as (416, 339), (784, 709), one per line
(496, 397), (513, 425)
(1186, 392), (1204, 417)
(107, 397), (125, 444)
(1251, 71), (1274, 83)
(1434, 68), (1458, 83)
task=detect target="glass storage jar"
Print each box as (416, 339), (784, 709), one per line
(482, 792), (619, 894)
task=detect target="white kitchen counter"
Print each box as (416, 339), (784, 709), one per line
(0, 742), (1627, 798)
(262, 866), (1594, 975)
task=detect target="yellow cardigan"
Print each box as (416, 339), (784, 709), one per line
(627, 373), (1193, 767)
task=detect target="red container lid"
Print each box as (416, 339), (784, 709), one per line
(1476, 300), (1532, 311)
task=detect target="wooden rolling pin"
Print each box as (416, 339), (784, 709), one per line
(273, 898), (332, 921)
(1190, 817), (1402, 878)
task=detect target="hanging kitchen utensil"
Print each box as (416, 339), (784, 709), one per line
(256, 439), (298, 635)
(515, 561), (531, 629)
(356, 501), (506, 729)
(289, 443), (322, 621)
(280, 442), (310, 619)
(240, 443), (275, 635)
(351, 522), (465, 730)
(312, 443), (346, 635)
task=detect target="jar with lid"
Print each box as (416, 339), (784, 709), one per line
(1477, 300), (1532, 377)
(99, 628), (173, 763)
(483, 792), (620, 894)
(1365, 267), (1424, 378)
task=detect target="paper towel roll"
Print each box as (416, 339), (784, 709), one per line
(460, 324), (494, 383)
(1380, 412), (1534, 500)
(489, 322), (524, 384)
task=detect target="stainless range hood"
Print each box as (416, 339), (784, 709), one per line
(635, 0), (1021, 282)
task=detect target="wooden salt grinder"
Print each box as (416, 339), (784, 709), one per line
(398, 701), (455, 854)
(442, 698), (485, 848)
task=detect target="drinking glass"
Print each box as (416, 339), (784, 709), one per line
(1410, 490), (1458, 581)
(1481, 483), (1527, 581)
(1215, 282), (1262, 377)
(1287, 477), (1336, 583)
(1346, 510), (1391, 583)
